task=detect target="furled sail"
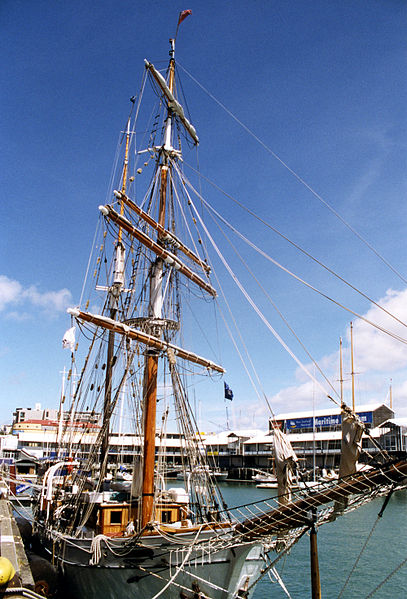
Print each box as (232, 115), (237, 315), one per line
(338, 404), (364, 478)
(273, 427), (298, 505)
(144, 59), (199, 145)
(333, 404), (364, 514)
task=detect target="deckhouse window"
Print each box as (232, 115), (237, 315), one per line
(110, 511), (122, 525)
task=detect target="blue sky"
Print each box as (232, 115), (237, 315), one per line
(1, 0), (407, 430)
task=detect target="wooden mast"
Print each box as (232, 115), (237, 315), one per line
(141, 39), (176, 529)
(350, 322), (355, 411)
(310, 513), (322, 599)
(389, 379), (393, 410)
(339, 337), (344, 404)
(100, 119), (130, 478)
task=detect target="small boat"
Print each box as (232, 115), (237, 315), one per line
(252, 470), (278, 484)
(256, 481), (279, 489)
(177, 467), (228, 481)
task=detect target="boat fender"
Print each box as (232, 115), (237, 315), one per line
(0, 557), (16, 586)
(28, 553), (58, 598)
(15, 516), (33, 547)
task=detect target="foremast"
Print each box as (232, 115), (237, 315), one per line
(100, 118), (130, 478)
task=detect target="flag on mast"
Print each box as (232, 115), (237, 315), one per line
(178, 9), (192, 25)
(62, 326), (76, 351)
(224, 382), (234, 400)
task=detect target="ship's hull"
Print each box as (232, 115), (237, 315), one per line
(41, 528), (264, 599)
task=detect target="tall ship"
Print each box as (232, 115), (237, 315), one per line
(31, 16), (407, 599)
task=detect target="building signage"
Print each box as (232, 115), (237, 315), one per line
(315, 414), (341, 427)
(286, 417), (313, 430)
(285, 410), (373, 430)
(356, 411), (373, 424)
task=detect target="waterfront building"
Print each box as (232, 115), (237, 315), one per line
(1, 404), (405, 478)
(3, 409), (194, 469)
(204, 430), (263, 474)
(269, 403), (396, 471)
(378, 417), (407, 454)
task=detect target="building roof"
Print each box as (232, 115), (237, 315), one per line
(379, 418), (407, 429)
(203, 429), (262, 446)
(244, 433), (273, 445)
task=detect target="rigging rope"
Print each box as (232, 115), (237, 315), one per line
(178, 62), (407, 287)
(337, 486), (394, 599)
(198, 187), (341, 402)
(171, 161), (339, 411)
(181, 174), (334, 402)
(362, 556), (407, 599)
(176, 163), (407, 347)
(148, 526), (201, 599)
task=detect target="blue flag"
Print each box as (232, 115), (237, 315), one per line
(224, 382), (234, 400)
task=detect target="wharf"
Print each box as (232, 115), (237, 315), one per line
(0, 498), (35, 597)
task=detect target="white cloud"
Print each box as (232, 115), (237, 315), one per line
(22, 285), (72, 312)
(347, 157), (383, 207)
(5, 311), (31, 322)
(0, 276), (22, 311)
(352, 288), (407, 372)
(0, 275), (72, 317)
(253, 287), (407, 420)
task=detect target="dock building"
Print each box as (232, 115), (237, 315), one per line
(269, 403), (396, 471)
(1, 403), (405, 478)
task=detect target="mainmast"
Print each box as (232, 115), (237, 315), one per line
(141, 39), (176, 528)
(100, 119), (130, 478)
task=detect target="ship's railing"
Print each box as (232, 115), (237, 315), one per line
(224, 459), (407, 543)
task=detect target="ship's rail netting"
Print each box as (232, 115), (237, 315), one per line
(162, 459), (407, 558)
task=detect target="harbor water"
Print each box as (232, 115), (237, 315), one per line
(220, 482), (407, 599)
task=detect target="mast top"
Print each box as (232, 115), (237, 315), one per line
(169, 38), (175, 60)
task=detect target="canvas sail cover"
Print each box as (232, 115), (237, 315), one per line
(333, 405), (364, 515)
(273, 427), (298, 505)
(338, 405), (364, 478)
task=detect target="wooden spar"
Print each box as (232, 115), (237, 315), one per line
(113, 190), (211, 274)
(99, 205), (216, 297)
(310, 513), (321, 599)
(235, 459), (407, 540)
(68, 309), (225, 373)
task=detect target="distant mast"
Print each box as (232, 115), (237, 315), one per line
(389, 379), (393, 410)
(339, 337), (344, 404)
(350, 322), (355, 411)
